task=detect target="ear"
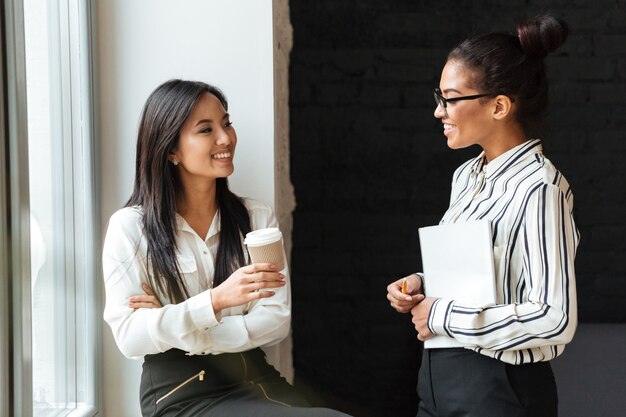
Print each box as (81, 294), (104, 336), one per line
(492, 95), (514, 120)
(168, 151), (178, 164)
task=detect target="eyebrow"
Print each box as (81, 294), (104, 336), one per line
(442, 88), (462, 94)
(194, 113), (230, 127)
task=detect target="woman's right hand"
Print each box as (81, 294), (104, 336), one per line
(210, 263), (285, 314)
(128, 283), (163, 311)
(387, 274), (425, 313)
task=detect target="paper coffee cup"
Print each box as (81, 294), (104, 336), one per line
(244, 228), (285, 271)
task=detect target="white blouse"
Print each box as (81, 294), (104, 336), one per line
(426, 139), (579, 365)
(102, 198), (290, 359)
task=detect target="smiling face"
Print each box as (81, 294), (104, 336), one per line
(170, 92), (237, 185)
(434, 60), (497, 151)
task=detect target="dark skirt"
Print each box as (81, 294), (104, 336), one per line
(417, 348), (558, 417)
(140, 348), (350, 417)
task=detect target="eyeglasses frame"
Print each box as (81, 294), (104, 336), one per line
(433, 87), (515, 109)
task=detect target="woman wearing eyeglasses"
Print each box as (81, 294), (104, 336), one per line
(386, 15), (578, 417)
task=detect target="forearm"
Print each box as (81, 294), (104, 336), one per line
(206, 306), (290, 353)
(207, 270), (292, 353)
(104, 290), (220, 358)
(428, 296), (576, 351)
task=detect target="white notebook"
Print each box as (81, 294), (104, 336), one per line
(418, 220), (496, 349)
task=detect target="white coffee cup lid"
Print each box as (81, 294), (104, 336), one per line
(244, 227), (282, 246)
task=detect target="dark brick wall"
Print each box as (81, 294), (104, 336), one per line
(288, 1), (626, 416)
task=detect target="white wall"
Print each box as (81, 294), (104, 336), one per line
(96, 1), (275, 416)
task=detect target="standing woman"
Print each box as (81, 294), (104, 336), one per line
(387, 15), (578, 417)
(103, 80), (350, 417)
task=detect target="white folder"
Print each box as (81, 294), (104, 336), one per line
(418, 220), (496, 349)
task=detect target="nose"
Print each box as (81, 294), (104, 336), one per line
(434, 103), (446, 119)
(216, 127), (232, 146)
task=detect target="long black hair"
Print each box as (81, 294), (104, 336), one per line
(447, 14), (569, 131)
(126, 79), (251, 304)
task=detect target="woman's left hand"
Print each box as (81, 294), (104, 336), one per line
(128, 283), (162, 311)
(410, 297), (437, 341)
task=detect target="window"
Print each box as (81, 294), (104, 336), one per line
(2, 0), (100, 416)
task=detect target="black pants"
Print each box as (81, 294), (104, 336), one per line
(140, 348), (351, 417)
(417, 348), (558, 417)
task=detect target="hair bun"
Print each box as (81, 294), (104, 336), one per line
(517, 14), (569, 59)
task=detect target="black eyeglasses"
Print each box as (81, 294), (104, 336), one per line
(433, 87), (513, 109)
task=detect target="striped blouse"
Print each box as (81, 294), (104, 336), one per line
(426, 139), (579, 365)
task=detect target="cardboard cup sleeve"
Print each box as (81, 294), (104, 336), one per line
(244, 228), (285, 271)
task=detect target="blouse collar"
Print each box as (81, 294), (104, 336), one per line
(470, 139), (543, 180)
(175, 210), (221, 241)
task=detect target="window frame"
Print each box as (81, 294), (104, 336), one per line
(3, 1), (32, 417)
(1, 0), (13, 411)
(2, 0), (101, 416)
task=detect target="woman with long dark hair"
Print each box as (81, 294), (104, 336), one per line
(387, 15), (578, 417)
(103, 79), (350, 417)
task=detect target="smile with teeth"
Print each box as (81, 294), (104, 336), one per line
(212, 152), (232, 159)
(443, 123), (456, 131)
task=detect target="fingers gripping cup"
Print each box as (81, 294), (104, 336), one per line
(244, 228), (286, 271)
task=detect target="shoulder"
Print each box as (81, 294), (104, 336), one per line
(102, 207), (146, 260)
(106, 206), (144, 238)
(531, 154), (572, 193)
(108, 206), (143, 224)
(241, 198), (278, 229)
(529, 155), (575, 206)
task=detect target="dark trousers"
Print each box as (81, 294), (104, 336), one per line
(140, 348), (351, 417)
(417, 348), (558, 417)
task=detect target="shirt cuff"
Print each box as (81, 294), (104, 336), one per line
(427, 298), (455, 337)
(413, 273), (424, 294)
(186, 290), (220, 331)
